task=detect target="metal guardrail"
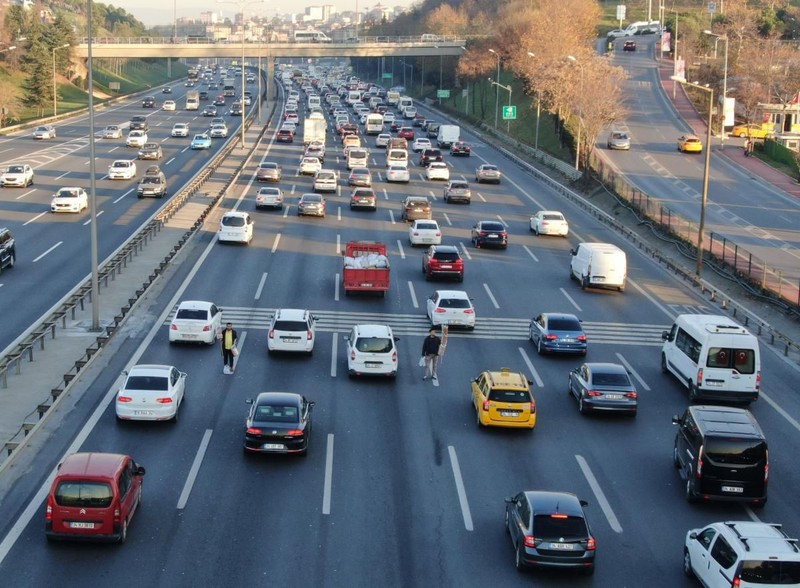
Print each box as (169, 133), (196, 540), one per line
(79, 36), (467, 46)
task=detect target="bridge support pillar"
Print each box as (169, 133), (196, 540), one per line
(267, 58), (275, 102)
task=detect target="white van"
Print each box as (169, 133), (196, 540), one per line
(218, 211), (254, 244)
(661, 314), (761, 404)
(347, 90), (362, 106)
(398, 96), (413, 113)
(403, 106), (417, 120)
(308, 95), (321, 110)
(347, 148), (369, 170)
(345, 324), (399, 378)
(386, 148), (409, 168)
(624, 20), (660, 35)
(569, 242), (627, 291)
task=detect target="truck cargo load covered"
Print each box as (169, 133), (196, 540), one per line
(342, 241), (390, 296)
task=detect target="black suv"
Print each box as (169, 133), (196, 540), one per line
(505, 490), (596, 575)
(419, 148), (443, 167)
(141, 96), (156, 108)
(672, 405), (768, 507)
(0, 227), (15, 274)
(129, 116), (148, 131)
(199, 90), (209, 100)
(471, 220), (508, 249)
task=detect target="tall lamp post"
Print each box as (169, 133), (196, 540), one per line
(567, 55), (585, 171)
(488, 48), (500, 129)
(527, 51), (541, 150)
(702, 29), (728, 148)
(52, 43), (70, 116)
(87, 0), (100, 330)
(672, 76), (714, 277)
(489, 78), (512, 133)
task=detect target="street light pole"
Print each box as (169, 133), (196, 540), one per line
(703, 30), (728, 148)
(87, 0), (100, 330)
(489, 79), (512, 133)
(488, 48), (500, 129)
(527, 51), (540, 150)
(52, 43), (70, 116)
(672, 76), (714, 277)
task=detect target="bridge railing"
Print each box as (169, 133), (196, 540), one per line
(78, 36), (466, 46)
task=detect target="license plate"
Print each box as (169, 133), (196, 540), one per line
(361, 283), (373, 287)
(488, 234), (498, 238)
(594, 277), (605, 282)
(281, 337), (300, 341)
(70, 522), (95, 529)
(561, 338), (574, 343)
(706, 381), (723, 387)
(365, 362), (382, 367)
(184, 334), (197, 339)
(440, 265), (452, 269)
(450, 320), (462, 324)
(500, 411), (518, 417)
(722, 486), (744, 493)
(262, 443), (284, 450)
(604, 394), (622, 400)
(134, 410), (154, 416)
(548, 543), (575, 550)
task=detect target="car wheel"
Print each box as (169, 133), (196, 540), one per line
(661, 353), (668, 374)
(688, 380), (699, 402)
(533, 225), (539, 235)
(581, 276), (589, 290)
(536, 338), (544, 355)
(118, 518), (128, 544)
(504, 509), (510, 534)
(582, 565), (595, 576)
(673, 443), (681, 467)
(683, 549), (694, 577)
(685, 478), (697, 503)
(515, 546), (526, 572)
(579, 396), (589, 414)
(8, 253), (14, 268)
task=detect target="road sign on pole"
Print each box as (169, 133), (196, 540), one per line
(436, 89), (450, 98)
(382, 73), (393, 79)
(502, 105), (517, 120)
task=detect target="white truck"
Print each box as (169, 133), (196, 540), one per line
(437, 124), (460, 149)
(185, 90), (200, 111)
(303, 117), (327, 146)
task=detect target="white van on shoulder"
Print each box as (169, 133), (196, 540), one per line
(569, 242), (627, 291)
(661, 314), (761, 404)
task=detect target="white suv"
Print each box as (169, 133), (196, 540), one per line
(268, 309), (316, 354)
(684, 521), (800, 587)
(344, 324), (399, 378)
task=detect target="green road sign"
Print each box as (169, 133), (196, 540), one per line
(382, 73), (393, 79)
(502, 105), (517, 120)
(436, 89), (450, 98)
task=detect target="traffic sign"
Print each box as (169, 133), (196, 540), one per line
(502, 105), (517, 120)
(382, 73), (393, 79)
(436, 89), (450, 98)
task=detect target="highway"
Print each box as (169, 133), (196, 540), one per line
(1, 73), (799, 587)
(603, 36), (800, 277)
(0, 78), (250, 350)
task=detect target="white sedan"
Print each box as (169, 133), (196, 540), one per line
(115, 364), (186, 422)
(376, 133), (391, 148)
(50, 187), (89, 213)
(412, 138), (432, 153)
(299, 157), (322, 176)
(386, 165), (410, 183)
(0, 164), (34, 187)
(426, 161), (450, 181)
(162, 100), (177, 111)
(408, 219), (442, 247)
(209, 124), (228, 138)
(426, 289), (476, 330)
(32, 125), (56, 139)
(102, 125), (122, 139)
(171, 123), (189, 137)
(126, 130), (148, 148)
(108, 160), (137, 180)
(530, 210), (569, 237)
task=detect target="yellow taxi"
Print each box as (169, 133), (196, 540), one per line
(730, 123), (773, 139)
(471, 368), (536, 429)
(677, 134), (703, 153)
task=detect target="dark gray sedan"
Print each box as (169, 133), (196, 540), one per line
(568, 362), (638, 416)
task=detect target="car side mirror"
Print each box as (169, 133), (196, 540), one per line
(504, 497), (513, 504)
(394, 336), (400, 342)
(661, 330), (672, 342)
(121, 370), (128, 377)
(671, 415), (681, 425)
(570, 249), (576, 256)
(527, 379), (533, 385)
(246, 398), (254, 405)
(136, 466), (146, 476)
(579, 499), (589, 507)
(180, 372), (187, 378)
(309, 401), (316, 408)
(689, 531), (698, 540)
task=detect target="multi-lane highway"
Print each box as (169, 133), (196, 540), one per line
(603, 36), (800, 278)
(1, 67), (800, 587)
(0, 79), (249, 350)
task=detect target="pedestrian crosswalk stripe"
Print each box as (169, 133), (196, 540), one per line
(165, 306), (668, 346)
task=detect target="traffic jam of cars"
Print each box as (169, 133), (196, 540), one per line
(21, 63), (799, 588)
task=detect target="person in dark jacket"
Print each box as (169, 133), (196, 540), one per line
(421, 328), (441, 381)
(221, 322), (238, 374)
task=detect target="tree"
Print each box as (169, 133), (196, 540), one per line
(21, 22), (52, 117)
(0, 80), (22, 127)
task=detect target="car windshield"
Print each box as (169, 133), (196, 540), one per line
(141, 177), (160, 185)
(488, 389), (530, 403)
(7, 166), (24, 173)
(438, 298), (470, 309)
(56, 189), (80, 198)
(740, 560), (800, 584)
(533, 515), (588, 540)
(591, 372), (630, 386)
(355, 337), (394, 353)
(261, 163), (277, 170)
(273, 320), (309, 332)
(548, 318), (581, 331)
(543, 214), (565, 221)
(55, 482), (113, 508)
(704, 439), (766, 465)
(176, 309), (208, 320)
(259, 188), (280, 196)
(222, 215), (245, 227)
(254, 404), (299, 423)
(125, 375), (169, 391)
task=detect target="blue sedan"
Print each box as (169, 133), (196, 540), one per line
(529, 312), (587, 355)
(191, 133), (211, 150)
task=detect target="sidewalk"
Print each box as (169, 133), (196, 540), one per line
(657, 58), (800, 196)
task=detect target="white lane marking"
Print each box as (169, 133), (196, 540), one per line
(23, 211), (47, 226)
(483, 283), (500, 309)
(113, 191), (130, 203)
(382, 188), (388, 200)
(629, 277), (677, 321)
(56, 171), (70, 180)
(522, 245), (539, 262)
(614, 352), (650, 391)
(254, 272), (268, 300)
(232, 331), (246, 371)
(322, 434), (335, 515)
(389, 210), (396, 224)
(336, 234), (341, 255)
(408, 281), (419, 308)
(476, 192), (486, 202)
(33, 241), (62, 262)
(496, 214), (508, 228)
(575, 454), (623, 533)
(271, 232), (281, 253)
(459, 242), (472, 260)
(334, 273), (340, 302)
(428, 190), (436, 200)
(290, 185), (296, 194)
(397, 240), (406, 260)
(559, 287), (582, 312)
(442, 212), (452, 226)
(282, 205), (290, 218)
(761, 391), (800, 434)
(14, 189), (36, 200)
(177, 429), (214, 510)
(518, 347), (544, 388)
(82, 210), (104, 225)
(448, 446), (474, 531)
(166, 157), (176, 165)
(337, 206), (341, 221)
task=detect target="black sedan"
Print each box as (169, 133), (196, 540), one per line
(568, 363), (638, 415)
(505, 490), (596, 575)
(202, 105), (218, 117)
(244, 392), (314, 455)
(142, 96), (156, 108)
(471, 220), (507, 249)
(529, 312), (587, 355)
(162, 87), (173, 94)
(623, 40), (636, 51)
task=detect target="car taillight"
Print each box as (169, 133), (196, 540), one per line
(523, 535), (537, 548)
(434, 308), (447, 313)
(541, 221), (549, 226)
(577, 335), (587, 342)
(625, 392), (638, 398)
(392, 351), (397, 362)
(732, 577), (741, 588)
(696, 445), (704, 478)
(464, 309), (474, 314)
(756, 371), (761, 391)
(118, 395), (132, 403)
(765, 449), (769, 483)
(287, 429), (303, 436)
(479, 231), (488, 236)
(586, 537), (596, 551)
(307, 330), (313, 340)
(170, 324), (178, 330)
(351, 350), (356, 360)
(246, 427), (263, 435)
(412, 231), (419, 236)
(45, 497), (53, 521)
(435, 232), (441, 237)
(268, 329), (275, 339)
(156, 397), (173, 404)
(587, 390), (602, 397)
(483, 400), (490, 411)
(202, 325), (211, 331)
(697, 368), (704, 387)
(550, 513), (568, 519)
(114, 507), (121, 523)
(530, 402), (536, 413)
(545, 334), (558, 341)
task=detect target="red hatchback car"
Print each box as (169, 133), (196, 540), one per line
(423, 245), (465, 281)
(398, 127), (416, 140)
(276, 129), (294, 143)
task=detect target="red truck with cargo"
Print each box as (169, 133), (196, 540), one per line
(342, 241), (390, 296)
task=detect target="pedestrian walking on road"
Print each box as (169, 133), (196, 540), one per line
(421, 328), (442, 382)
(220, 322), (238, 374)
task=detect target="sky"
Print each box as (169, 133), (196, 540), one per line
(111, 1), (417, 28)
